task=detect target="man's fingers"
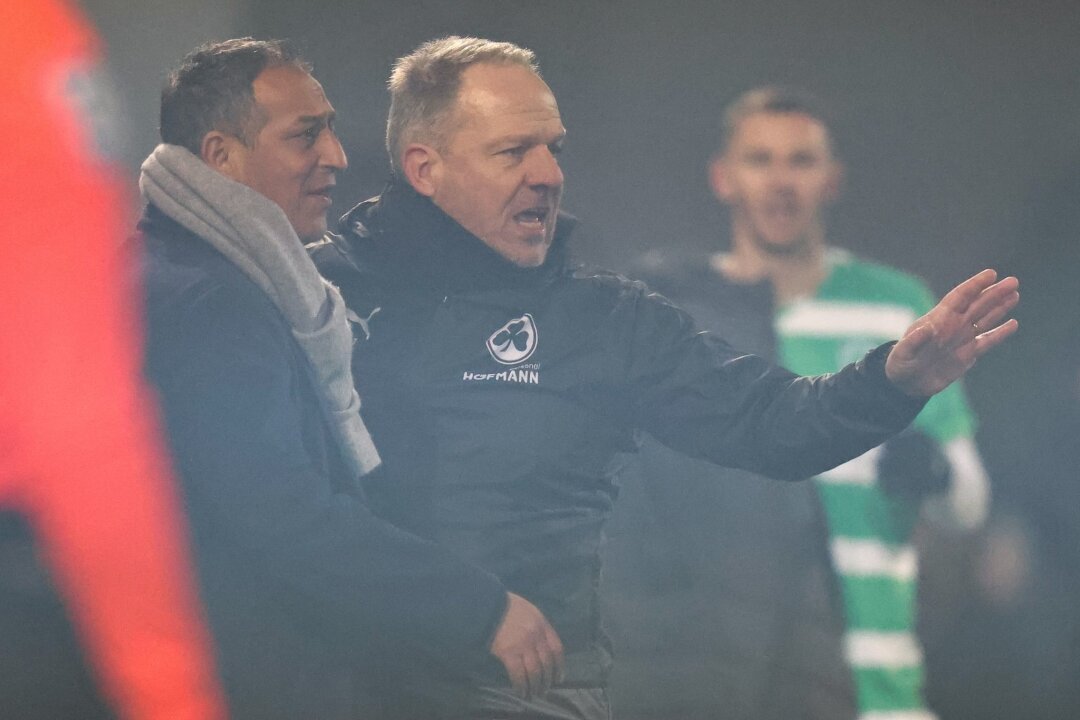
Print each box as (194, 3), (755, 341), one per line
(524, 632), (562, 697)
(490, 593), (564, 698)
(939, 268), (998, 313)
(504, 656), (528, 698)
(521, 632), (565, 699)
(533, 626), (564, 691)
(520, 649), (544, 698)
(536, 641), (556, 694)
(545, 625), (566, 684)
(965, 278), (1019, 327)
(970, 292), (1020, 337)
(973, 317), (1019, 356)
(511, 644), (561, 698)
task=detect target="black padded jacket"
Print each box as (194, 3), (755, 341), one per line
(309, 182), (926, 697)
(138, 205), (509, 719)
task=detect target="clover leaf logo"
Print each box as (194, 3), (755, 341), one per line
(486, 313), (538, 364)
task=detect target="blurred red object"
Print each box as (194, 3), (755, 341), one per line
(0, 2), (226, 719)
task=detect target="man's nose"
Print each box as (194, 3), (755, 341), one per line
(766, 161), (797, 188)
(526, 147), (563, 189)
(319, 130), (348, 171)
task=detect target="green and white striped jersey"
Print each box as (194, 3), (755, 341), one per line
(776, 249), (977, 720)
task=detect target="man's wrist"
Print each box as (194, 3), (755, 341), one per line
(862, 341), (929, 414)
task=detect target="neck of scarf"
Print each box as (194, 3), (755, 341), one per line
(139, 143), (380, 481)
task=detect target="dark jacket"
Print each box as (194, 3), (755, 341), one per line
(309, 183), (925, 698)
(136, 205), (508, 720)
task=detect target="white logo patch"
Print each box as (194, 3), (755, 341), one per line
(486, 313), (538, 365)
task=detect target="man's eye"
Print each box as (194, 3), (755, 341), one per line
(548, 143), (563, 156)
(500, 146), (527, 157)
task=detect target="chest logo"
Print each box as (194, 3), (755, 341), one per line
(486, 313), (538, 365)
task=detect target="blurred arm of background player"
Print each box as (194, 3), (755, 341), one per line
(877, 428), (990, 532)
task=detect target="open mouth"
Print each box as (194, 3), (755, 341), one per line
(763, 201), (801, 222)
(514, 206), (550, 229)
(308, 186), (335, 206)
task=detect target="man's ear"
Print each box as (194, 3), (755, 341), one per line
(401, 143), (441, 197)
(708, 154), (733, 203)
(200, 131), (243, 181)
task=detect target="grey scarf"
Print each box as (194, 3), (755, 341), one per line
(139, 143), (380, 480)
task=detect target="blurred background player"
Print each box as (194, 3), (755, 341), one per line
(605, 86), (991, 720)
(0, 1), (225, 719)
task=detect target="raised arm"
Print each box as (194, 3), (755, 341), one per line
(624, 268), (1017, 481)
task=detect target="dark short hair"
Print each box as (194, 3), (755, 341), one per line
(386, 36), (539, 174)
(719, 86), (835, 155)
(160, 38), (311, 154)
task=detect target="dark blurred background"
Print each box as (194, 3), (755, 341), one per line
(82, 1), (1079, 716)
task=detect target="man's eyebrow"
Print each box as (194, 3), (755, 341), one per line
(492, 129), (567, 147)
(293, 111), (335, 127)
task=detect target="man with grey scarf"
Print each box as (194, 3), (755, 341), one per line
(135, 38), (563, 720)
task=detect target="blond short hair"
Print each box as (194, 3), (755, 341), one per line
(386, 36), (539, 174)
(719, 86), (834, 155)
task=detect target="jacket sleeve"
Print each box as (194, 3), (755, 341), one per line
(623, 286), (927, 481)
(146, 276), (508, 668)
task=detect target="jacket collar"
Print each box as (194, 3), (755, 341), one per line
(338, 180), (576, 296)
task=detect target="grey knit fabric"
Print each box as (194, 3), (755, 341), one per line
(140, 143), (380, 479)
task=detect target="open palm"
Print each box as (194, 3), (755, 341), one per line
(885, 269), (1020, 397)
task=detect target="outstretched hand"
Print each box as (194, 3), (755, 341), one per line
(886, 269), (1019, 397)
(490, 592), (565, 699)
